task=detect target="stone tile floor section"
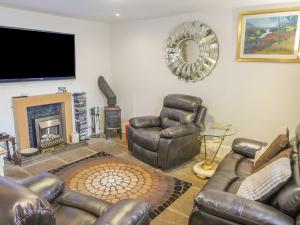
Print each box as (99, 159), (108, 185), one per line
(4, 136), (223, 225)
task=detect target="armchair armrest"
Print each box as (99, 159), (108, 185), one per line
(160, 124), (198, 139)
(56, 190), (112, 217)
(18, 172), (65, 202)
(0, 176), (55, 225)
(232, 138), (267, 158)
(195, 190), (293, 225)
(129, 116), (161, 128)
(93, 199), (150, 225)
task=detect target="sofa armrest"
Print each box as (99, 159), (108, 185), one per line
(195, 190), (293, 225)
(160, 124), (198, 139)
(93, 199), (150, 225)
(18, 172), (65, 202)
(56, 190), (112, 217)
(232, 138), (267, 158)
(129, 116), (161, 128)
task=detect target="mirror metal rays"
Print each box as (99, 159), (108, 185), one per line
(166, 21), (219, 81)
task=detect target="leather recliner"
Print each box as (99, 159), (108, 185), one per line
(189, 125), (300, 225)
(0, 172), (150, 225)
(128, 94), (207, 170)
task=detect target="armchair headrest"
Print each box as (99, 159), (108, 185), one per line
(163, 94), (202, 112)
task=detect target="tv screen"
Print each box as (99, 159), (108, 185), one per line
(0, 26), (75, 82)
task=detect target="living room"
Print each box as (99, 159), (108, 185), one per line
(1, 0), (300, 225)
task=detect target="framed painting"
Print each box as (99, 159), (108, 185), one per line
(237, 7), (300, 62)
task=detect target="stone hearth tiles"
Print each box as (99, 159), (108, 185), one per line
(24, 157), (65, 175)
(57, 147), (94, 163)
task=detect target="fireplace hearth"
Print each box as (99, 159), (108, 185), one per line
(11, 93), (86, 166)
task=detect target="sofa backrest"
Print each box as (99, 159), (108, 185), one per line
(160, 94), (203, 129)
(0, 176), (55, 225)
(270, 124), (300, 218)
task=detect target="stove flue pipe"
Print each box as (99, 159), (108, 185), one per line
(98, 76), (117, 106)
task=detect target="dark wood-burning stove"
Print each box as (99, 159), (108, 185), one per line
(98, 76), (122, 139)
(104, 106), (121, 139)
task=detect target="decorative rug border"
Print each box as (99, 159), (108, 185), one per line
(49, 152), (192, 219)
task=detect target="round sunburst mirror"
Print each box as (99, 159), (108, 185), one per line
(166, 21), (219, 81)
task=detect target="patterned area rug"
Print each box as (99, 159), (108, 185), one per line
(49, 152), (191, 219)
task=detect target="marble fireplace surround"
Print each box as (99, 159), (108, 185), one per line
(12, 93), (73, 150)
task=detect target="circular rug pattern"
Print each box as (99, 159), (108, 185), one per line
(50, 152), (191, 219)
(68, 163), (153, 202)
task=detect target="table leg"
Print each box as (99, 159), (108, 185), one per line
(105, 128), (108, 140)
(203, 136), (207, 161)
(119, 128), (122, 139)
(11, 138), (16, 157)
(201, 136), (224, 170)
(5, 141), (11, 161)
(209, 136), (224, 165)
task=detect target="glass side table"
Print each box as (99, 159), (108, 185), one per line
(193, 124), (236, 179)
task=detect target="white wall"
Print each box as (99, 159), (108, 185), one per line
(1, 4), (300, 145)
(0, 6), (111, 137)
(111, 5), (300, 143)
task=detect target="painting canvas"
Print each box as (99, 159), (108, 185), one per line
(237, 8), (300, 62)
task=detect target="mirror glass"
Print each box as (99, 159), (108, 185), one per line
(181, 40), (199, 64)
(166, 21), (219, 81)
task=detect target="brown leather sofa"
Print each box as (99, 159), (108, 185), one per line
(189, 125), (300, 225)
(0, 172), (150, 225)
(128, 94), (207, 170)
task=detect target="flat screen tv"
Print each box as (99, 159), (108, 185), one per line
(0, 26), (75, 83)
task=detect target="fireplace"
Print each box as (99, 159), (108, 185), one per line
(12, 93), (73, 150)
(34, 115), (65, 150)
(10, 93), (92, 166)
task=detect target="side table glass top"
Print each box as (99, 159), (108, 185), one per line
(199, 123), (237, 138)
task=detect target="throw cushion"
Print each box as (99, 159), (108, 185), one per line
(253, 148), (292, 173)
(254, 134), (289, 170)
(236, 157), (292, 202)
(277, 126), (289, 139)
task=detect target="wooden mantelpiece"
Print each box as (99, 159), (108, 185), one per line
(12, 93), (73, 150)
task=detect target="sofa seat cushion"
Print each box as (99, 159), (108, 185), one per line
(203, 153), (243, 192)
(271, 154), (300, 217)
(132, 127), (162, 152)
(132, 143), (158, 167)
(203, 152), (254, 194)
(236, 158), (254, 177)
(55, 205), (97, 225)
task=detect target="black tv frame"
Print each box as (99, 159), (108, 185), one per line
(0, 26), (76, 83)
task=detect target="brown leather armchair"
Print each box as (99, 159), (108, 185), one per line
(189, 125), (300, 225)
(0, 172), (150, 225)
(128, 94), (206, 170)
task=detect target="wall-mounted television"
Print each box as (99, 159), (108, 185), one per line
(0, 26), (75, 83)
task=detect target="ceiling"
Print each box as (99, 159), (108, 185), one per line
(0, 0), (299, 23)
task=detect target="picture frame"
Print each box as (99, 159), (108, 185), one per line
(237, 7), (300, 62)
